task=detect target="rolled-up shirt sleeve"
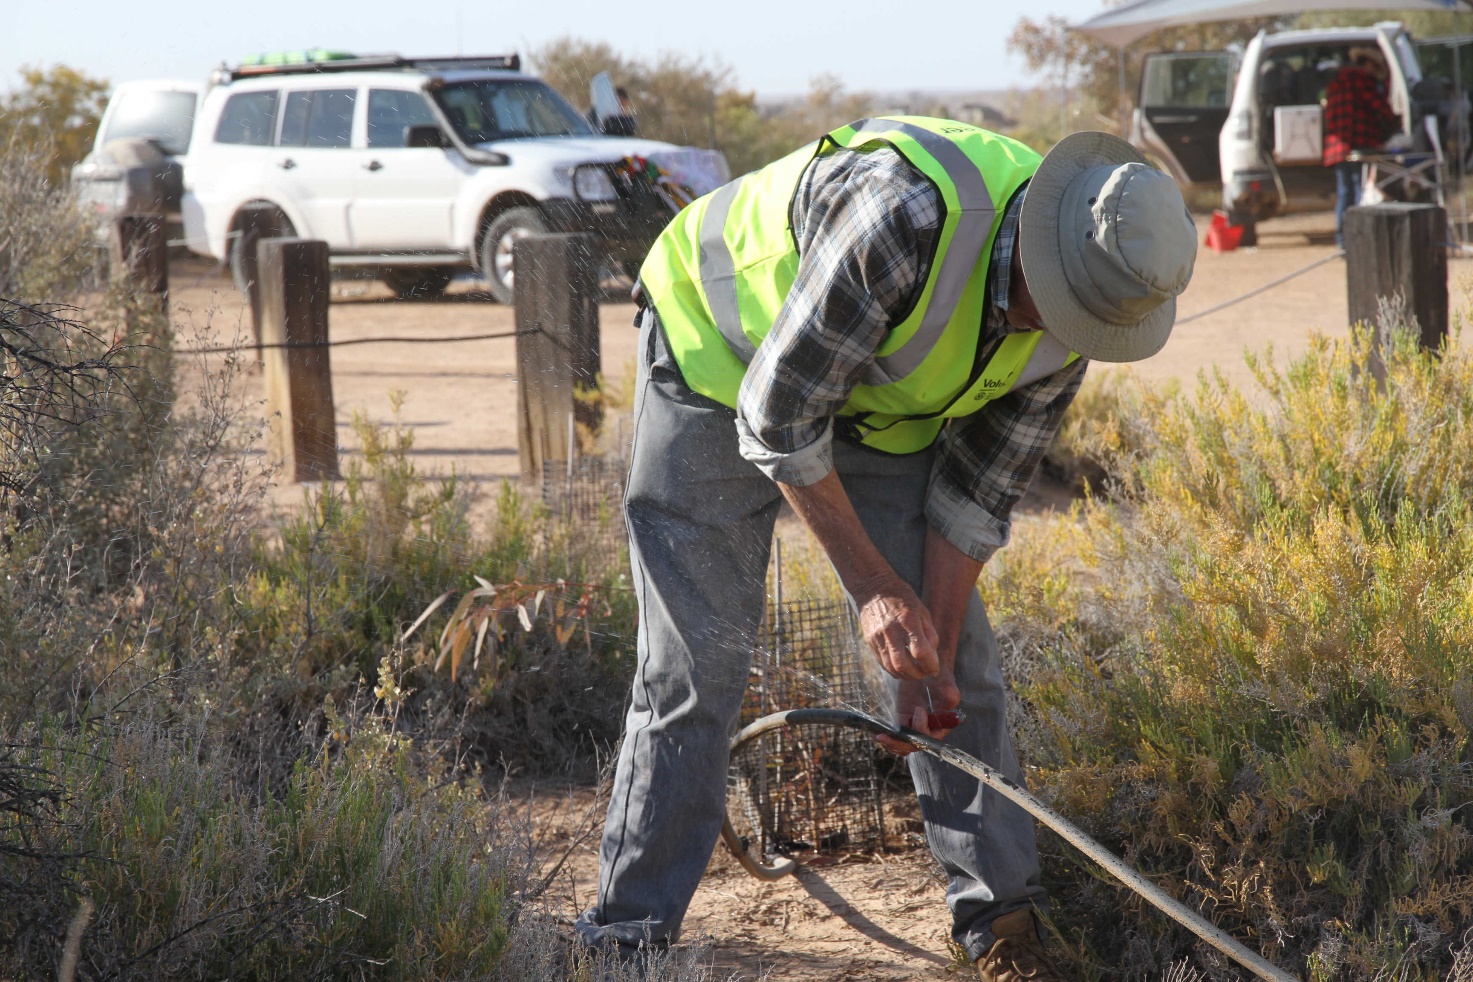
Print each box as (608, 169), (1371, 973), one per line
(734, 148), (940, 486)
(926, 358), (1088, 563)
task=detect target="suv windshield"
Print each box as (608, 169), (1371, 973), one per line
(102, 89), (198, 155)
(432, 79), (593, 143)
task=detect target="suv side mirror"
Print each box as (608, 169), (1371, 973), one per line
(601, 114), (637, 137)
(405, 124), (450, 149)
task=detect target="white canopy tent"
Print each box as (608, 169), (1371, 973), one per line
(1076, 0), (1471, 47)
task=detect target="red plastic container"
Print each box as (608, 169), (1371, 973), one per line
(1205, 209), (1243, 252)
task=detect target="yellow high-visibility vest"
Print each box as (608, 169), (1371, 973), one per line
(640, 116), (1078, 454)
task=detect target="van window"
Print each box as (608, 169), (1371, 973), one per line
(102, 90), (197, 155)
(214, 91), (279, 146)
(278, 89), (356, 148)
(1141, 53), (1233, 109)
(366, 89), (441, 147)
(1257, 45), (1355, 108)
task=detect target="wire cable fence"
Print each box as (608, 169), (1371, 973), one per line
(172, 328), (538, 356)
(162, 250), (1351, 353)
(1175, 250), (1345, 326)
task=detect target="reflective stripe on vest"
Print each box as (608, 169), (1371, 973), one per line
(843, 119), (996, 386)
(693, 119), (999, 387)
(1012, 329), (1074, 389)
(841, 328), (1080, 454)
(697, 178), (757, 362)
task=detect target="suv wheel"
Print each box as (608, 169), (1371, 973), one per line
(382, 267), (455, 300)
(479, 206), (547, 304)
(229, 205), (295, 295)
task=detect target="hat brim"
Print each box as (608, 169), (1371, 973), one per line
(1019, 131), (1176, 364)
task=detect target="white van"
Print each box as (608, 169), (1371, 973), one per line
(1133, 23), (1430, 241)
(181, 54), (727, 301)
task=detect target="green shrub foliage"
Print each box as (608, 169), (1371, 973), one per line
(1, 713), (522, 980)
(0, 387), (636, 976)
(0, 134), (653, 981)
(989, 319), (1473, 979)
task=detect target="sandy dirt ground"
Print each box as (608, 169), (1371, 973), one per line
(524, 782), (963, 982)
(163, 211), (1469, 980)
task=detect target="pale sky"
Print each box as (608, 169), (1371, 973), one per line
(6, 0), (1107, 98)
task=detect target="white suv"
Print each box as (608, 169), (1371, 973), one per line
(1133, 23), (1434, 241)
(182, 54), (727, 302)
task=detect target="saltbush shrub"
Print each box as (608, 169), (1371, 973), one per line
(232, 407), (637, 777)
(0, 377), (640, 977)
(2, 709), (525, 980)
(0, 133), (716, 980)
(987, 320), (1473, 980)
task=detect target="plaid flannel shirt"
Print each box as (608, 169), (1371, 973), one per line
(1323, 65), (1395, 166)
(731, 144), (1087, 563)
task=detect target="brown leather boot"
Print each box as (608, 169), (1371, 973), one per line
(975, 908), (1070, 982)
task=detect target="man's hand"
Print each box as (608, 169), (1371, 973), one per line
(853, 571), (939, 680)
(778, 471), (940, 684)
(876, 674), (961, 756)
(775, 471), (982, 753)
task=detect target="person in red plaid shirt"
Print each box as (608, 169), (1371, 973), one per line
(1324, 47), (1397, 247)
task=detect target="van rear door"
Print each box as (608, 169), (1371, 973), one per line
(1134, 51), (1238, 187)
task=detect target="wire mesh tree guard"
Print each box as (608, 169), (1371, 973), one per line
(538, 413), (629, 554)
(728, 592), (912, 862)
(539, 453), (624, 526)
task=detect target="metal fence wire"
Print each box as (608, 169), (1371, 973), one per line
(729, 597), (912, 858)
(540, 454), (625, 530)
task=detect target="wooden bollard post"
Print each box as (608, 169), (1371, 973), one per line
(111, 214), (168, 306)
(238, 205), (287, 362)
(513, 233), (600, 487)
(259, 238), (339, 482)
(1345, 202), (1448, 377)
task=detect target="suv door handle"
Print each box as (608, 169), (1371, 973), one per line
(363, 160), (383, 172)
(1151, 114), (1200, 124)
(277, 158), (297, 170)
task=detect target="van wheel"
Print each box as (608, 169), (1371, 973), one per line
(382, 267), (455, 300)
(229, 205), (295, 296)
(479, 206), (547, 304)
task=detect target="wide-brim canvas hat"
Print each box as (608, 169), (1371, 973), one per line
(1019, 131), (1198, 363)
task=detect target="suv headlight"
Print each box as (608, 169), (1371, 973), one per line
(573, 165), (617, 203)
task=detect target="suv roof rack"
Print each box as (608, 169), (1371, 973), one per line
(228, 53), (520, 81)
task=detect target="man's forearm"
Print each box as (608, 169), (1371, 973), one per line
(920, 525), (985, 679)
(777, 470), (939, 680)
(779, 470), (986, 751)
(778, 470), (892, 594)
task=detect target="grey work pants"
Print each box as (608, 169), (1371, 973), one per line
(575, 309), (1046, 960)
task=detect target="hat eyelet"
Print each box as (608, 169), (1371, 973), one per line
(1087, 196), (1097, 205)
(1084, 230), (1095, 240)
